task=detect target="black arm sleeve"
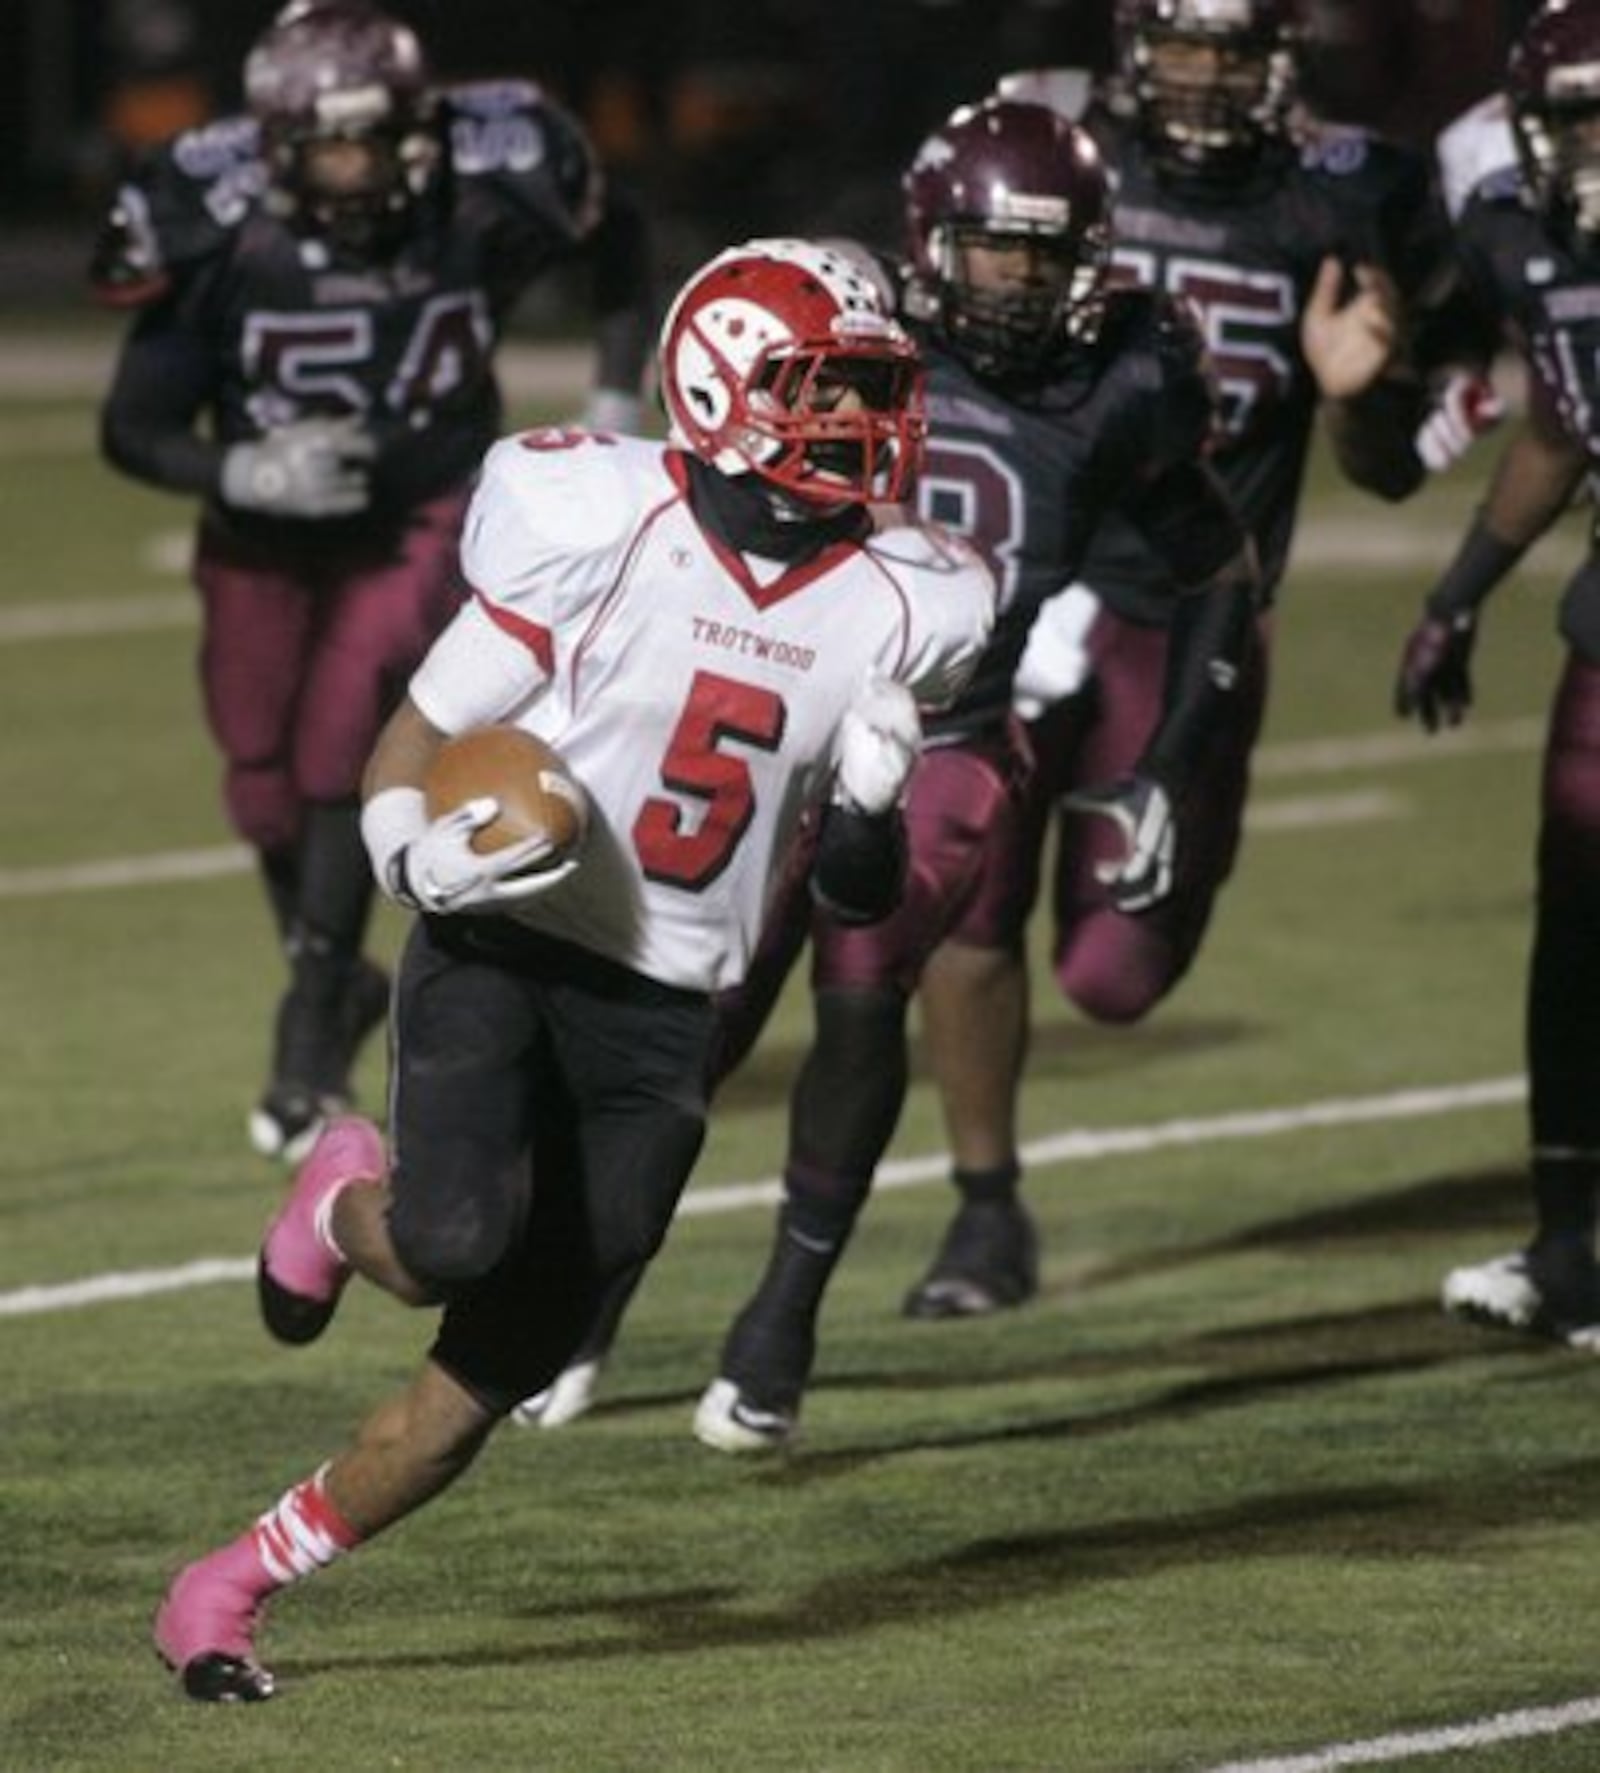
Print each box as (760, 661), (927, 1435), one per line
(1136, 544), (1261, 796)
(1120, 454), (1249, 592)
(99, 299), (223, 497)
(585, 181), (656, 398)
(1323, 375), (1429, 503)
(811, 802), (908, 927)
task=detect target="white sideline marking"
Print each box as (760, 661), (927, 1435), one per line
(0, 845), (252, 895)
(0, 782), (1414, 901)
(0, 723), (1539, 901)
(1252, 717), (1544, 777)
(0, 1257), (257, 1319)
(0, 1075), (1523, 1319)
(1201, 1694), (1600, 1772)
(1244, 789), (1405, 831)
(0, 591), (193, 641)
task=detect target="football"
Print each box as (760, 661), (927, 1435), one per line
(424, 726), (588, 868)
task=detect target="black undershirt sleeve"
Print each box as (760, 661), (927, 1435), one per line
(99, 299), (223, 497)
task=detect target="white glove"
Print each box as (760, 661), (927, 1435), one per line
(833, 675), (921, 816)
(579, 388), (645, 434)
(1066, 774), (1176, 914)
(388, 798), (579, 914)
(220, 416), (377, 518)
(1415, 372), (1506, 474)
(1012, 584), (1099, 721)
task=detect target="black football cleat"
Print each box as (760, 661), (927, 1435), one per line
(902, 1198), (1039, 1320)
(165, 1648), (277, 1704)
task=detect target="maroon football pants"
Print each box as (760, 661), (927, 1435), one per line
(192, 489), (471, 852)
(1019, 602), (1272, 1023)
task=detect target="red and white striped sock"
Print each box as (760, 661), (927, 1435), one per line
(200, 1464), (364, 1609)
(252, 1463), (362, 1585)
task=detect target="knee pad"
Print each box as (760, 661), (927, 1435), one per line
(1055, 914), (1180, 1025)
(387, 1179), (519, 1298)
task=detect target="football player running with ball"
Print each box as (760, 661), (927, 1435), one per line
(151, 238), (996, 1702)
(518, 94), (1267, 1445)
(1399, 1), (1600, 1348)
(93, 0), (654, 1164)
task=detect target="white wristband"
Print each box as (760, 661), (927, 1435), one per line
(361, 787), (429, 901)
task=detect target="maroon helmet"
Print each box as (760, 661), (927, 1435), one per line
(1509, 0), (1600, 247)
(903, 97), (1111, 381)
(244, 0), (440, 258)
(1123, 0), (1297, 183)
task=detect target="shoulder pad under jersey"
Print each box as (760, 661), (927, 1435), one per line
(1436, 94), (1520, 222)
(1297, 119), (1435, 212)
(442, 80), (599, 234)
(479, 429), (670, 557)
(1297, 119), (1386, 179)
(88, 114), (263, 305)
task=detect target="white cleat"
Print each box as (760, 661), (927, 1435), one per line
(1442, 1251), (1541, 1329)
(692, 1377), (797, 1454)
(510, 1358), (605, 1430)
(1442, 1249), (1600, 1349)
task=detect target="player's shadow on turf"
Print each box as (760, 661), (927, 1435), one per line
(489, 1170), (1532, 1436)
(1095, 1163), (1529, 1287)
(764, 1295), (1538, 1478)
(309, 1449), (1600, 1678)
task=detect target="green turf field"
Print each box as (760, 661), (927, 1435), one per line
(3, 319), (1598, 1773)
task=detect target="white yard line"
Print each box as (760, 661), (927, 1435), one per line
(0, 719), (1541, 902)
(0, 845), (253, 895)
(0, 785), (1406, 900)
(0, 590), (193, 640)
(1243, 788), (1406, 830)
(1251, 717), (1544, 777)
(0, 1073), (1524, 1320)
(1201, 1694), (1600, 1772)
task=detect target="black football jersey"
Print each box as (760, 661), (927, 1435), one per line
(909, 286), (1243, 736)
(91, 82), (601, 519)
(1082, 109), (1449, 614)
(1451, 180), (1600, 660)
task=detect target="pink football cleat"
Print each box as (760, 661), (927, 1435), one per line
(258, 1116), (384, 1345)
(154, 1552), (275, 1703)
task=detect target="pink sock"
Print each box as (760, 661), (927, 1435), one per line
(158, 1465), (365, 1669)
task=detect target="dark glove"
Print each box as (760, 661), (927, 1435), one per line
(1394, 612), (1476, 732)
(1065, 772), (1175, 914)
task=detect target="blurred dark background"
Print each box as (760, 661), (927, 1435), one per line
(0, 0), (1539, 307)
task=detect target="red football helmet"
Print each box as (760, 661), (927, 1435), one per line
(1509, 0), (1600, 246)
(244, 0), (440, 257)
(904, 97), (1111, 380)
(1124, 0), (1297, 182)
(659, 239), (926, 507)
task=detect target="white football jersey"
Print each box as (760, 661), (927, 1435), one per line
(410, 428), (996, 992)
